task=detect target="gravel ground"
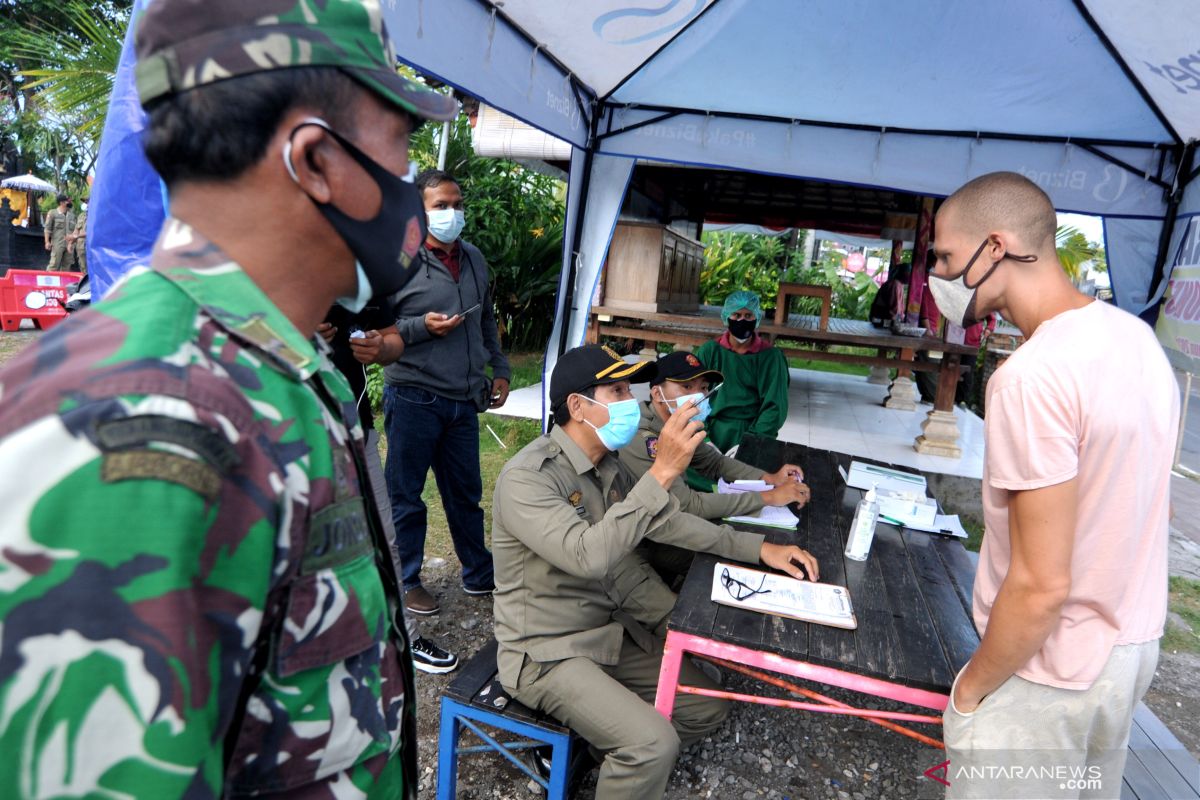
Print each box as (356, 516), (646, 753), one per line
(409, 558), (947, 800)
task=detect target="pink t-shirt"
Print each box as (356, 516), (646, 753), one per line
(974, 300), (1179, 689)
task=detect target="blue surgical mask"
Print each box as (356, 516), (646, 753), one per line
(335, 261), (373, 313)
(427, 208), (465, 244)
(578, 395), (641, 451)
(657, 388), (711, 423)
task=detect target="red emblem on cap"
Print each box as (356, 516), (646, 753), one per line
(685, 354), (700, 367)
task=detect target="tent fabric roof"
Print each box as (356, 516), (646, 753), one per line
(611, 0), (1173, 144)
(385, 0), (1198, 321)
(393, 0), (1198, 147)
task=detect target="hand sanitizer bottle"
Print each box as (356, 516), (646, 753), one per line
(845, 485), (880, 561)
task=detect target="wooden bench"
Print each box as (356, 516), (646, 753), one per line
(774, 282), (832, 331)
(437, 639), (584, 799)
(1122, 702), (1200, 799)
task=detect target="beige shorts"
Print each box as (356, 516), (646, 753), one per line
(941, 639), (1158, 800)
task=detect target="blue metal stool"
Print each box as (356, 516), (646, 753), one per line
(437, 640), (574, 799)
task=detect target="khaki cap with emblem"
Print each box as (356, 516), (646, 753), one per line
(549, 345), (657, 412)
(134, 0), (458, 122)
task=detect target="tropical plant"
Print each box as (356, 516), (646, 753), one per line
(8, 1), (125, 147)
(1055, 225), (1097, 282)
(2, 0), (128, 186)
(699, 229), (885, 320)
(699, 232), (791, 307)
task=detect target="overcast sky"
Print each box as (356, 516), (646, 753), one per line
(1057, 213), (1105, 246)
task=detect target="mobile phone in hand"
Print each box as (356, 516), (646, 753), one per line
(459, 303), (482, 317)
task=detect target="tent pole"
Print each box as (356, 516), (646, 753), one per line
(436, 120), (450, 170)
(556, 106), (602, 357)
(1145, 142), (1196, 321)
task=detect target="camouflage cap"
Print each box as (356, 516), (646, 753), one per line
(134, 0), (457, 121)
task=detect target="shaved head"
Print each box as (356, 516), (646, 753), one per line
(940, 172), (1056, 252)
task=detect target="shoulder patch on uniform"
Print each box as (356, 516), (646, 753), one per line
(645, 436), (658, 460)
(102, 450), (221, 502)
(95, 416), (240, 473)
(303, 499), (374, 574)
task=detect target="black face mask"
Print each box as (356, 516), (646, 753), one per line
(728, 317), (757, 341)
(283, 117), (426, 299)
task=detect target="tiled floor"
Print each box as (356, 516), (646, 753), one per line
(490, 367), (984, 480)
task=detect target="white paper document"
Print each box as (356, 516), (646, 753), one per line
(710, 562), (857, 629)
(879, 511), (969, 539)
(717, 479), (800, 529)
(716, 479), (772, 493)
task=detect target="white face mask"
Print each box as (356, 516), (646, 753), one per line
(427, 208), (465, 244)
(927, 239), (1034, 328)
(656, 387), (712, 423)
(926, 272), (978, 329)
(334, 261), (373, 313)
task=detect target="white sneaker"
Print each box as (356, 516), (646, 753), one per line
(410, 636), (459, 674)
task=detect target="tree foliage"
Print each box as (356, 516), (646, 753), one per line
(0, 0), (129, 192)
(700, 229), (877, 320)
(1055, 224), (1101, 282)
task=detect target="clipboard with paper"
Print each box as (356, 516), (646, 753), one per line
(710, 562), (858, 630)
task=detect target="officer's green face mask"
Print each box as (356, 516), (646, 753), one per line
(576, 394), (640, 451)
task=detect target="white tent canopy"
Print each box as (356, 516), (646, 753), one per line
(387, 0), (1200, 401)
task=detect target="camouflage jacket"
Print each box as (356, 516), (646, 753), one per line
(0, 218), (416, 799)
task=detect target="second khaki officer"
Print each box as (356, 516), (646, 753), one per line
(492, 344), (819, 800)
(67, 200), (87, 274)
(622, 350), (811, 522)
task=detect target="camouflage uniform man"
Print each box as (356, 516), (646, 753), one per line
(0, 1), (456, 798)
(43, 192), (76, 270)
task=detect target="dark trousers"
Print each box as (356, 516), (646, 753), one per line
(382, 384), (494, 592)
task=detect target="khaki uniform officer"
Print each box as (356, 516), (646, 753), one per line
(43, 194), (76, 271)
(67, 205), (87, 273)
(492, 344), (819, 800)
(623, 350), (811, 522)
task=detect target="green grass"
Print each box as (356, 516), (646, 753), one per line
(1163, 576), (1200, 655)
(781, 344), (878, 378)
(376, 353), (547, 566)
(506, 350), (544, 390)
(407, 415), (542, 562)
(959, 516), (984, 553)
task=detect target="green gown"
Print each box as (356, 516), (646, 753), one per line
(695, 338), (791, 453)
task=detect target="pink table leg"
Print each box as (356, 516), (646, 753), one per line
(654, 630), (687, 721)
(654, 631), (951, 743)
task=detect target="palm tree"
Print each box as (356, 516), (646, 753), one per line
(8, 0), (126, 176)
(1056, 225), (1096, 283)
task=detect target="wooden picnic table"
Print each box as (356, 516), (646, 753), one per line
(653, 434), (1200, 799)
(654, 435), (979, 742)
(588, 304), (979, 456)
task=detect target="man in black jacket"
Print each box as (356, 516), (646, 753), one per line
(383, 170), (510, 616)
(320, 305), (459, 673)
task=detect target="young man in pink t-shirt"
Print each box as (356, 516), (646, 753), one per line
(927, 172), (1179, 799)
